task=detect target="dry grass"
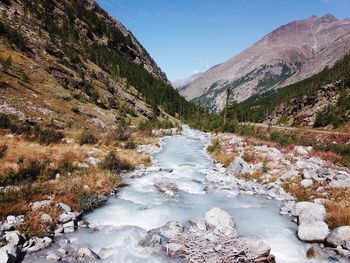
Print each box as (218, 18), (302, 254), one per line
(324, 202), (350, 229)
(236, 170), (264, 182)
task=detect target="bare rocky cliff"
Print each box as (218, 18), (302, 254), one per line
(180, 14), (350, 111)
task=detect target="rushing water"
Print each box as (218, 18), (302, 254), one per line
(26, 127), (322, 263)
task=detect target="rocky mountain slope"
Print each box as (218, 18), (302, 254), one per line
(0, 0), (194, 130)
(173, 72), (202, 90)
(180, 14), (350, 111)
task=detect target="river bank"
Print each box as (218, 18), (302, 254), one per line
(207, 132), (350, 261)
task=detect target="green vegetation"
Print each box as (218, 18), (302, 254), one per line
(100, 151), (133, 172)
(314, 89), (350, 128)
(0, 114), (63, 144)
(0, 21), (27, 51)
(237, 54), (350, 123)
(78, 130), (98, 145)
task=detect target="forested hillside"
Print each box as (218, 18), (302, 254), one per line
(235, 54), (350, 129)
(0, 0), (207, 131)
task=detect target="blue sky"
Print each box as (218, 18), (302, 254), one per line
(96, 0), (350, 81)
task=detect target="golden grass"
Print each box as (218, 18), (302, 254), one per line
(324, 202), (350, 229)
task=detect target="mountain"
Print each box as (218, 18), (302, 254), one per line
(179, 14), (350, 111)
(0, 0), (198, 130)
(172, 72), (203, 90)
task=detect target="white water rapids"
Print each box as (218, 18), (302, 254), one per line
(25, 127), (326, 263)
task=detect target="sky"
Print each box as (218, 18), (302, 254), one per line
(96, 0), (350, 82)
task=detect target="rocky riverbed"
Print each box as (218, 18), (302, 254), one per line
(2, 127), (349, 262)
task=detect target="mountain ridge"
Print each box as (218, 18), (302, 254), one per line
(180, 14), (350, 111)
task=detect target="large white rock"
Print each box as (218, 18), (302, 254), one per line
(205, 207), (235, 230)
(298, 204), (326, 225)
(297, 221), (329, 243)
(40, 213), (53, 223)
(242, 238), (271, 258)
(300, 179), (313, 188)
(226, 157), (251, 175)
(326, 226), (350, 248)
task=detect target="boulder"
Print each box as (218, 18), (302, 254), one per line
(242, 238), (271, 258)
(59, 213), (75, 223)
(226, 157), (251, 176)
(5, 231), (24, 246)
(63, 221), (76, 233)
(160, 221), (183, 239)
(280, 170), (298, 181)
(266, 148), (283, 161)
(138, 233), (161, 247)
(300, 179), (313, 188)
(306, 245), (327, 259)
(293, 146), (309, 156)
(297, 221), (329, 243)
(343, 240), (350, 250)
(76, 248), (100, 260)
(0, 243), (20, 263)
(325, 226), (350, 248)
(59, 203), (72, 212)
(32, 200), (52, 210)
(291, 202), (325, 218)
(40, 213), (53, 223)
(298, 204), (326, 225)
(205, 207), (235, 230)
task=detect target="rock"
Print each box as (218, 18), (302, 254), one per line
(205, 207), (235, 230)
(336, 245), (350, 257)
(293, 146), (309, 156)
(297, 221), (329, 242)
(188, 218), (207, 231)
(242, 238), (271, 258)
(76, 248), (100, 260)
(266, 147), (283, 161)
(329, 179), (350, 188)
(5, 231), (24, 246)
(291, 202), (325, 218)
(300, 179), (313, 188)
(58, 213), (75, 223)
(63, 221), (76, 233)
(46, 253), (61, 261)
(160, 221), (183, 239)
(343, 240), (350, 250)
(298, 204), (326, 225)
(165, 243), (183, 256)
(306, 245), (327, 259)
(6, 216), (16, 223)
(280, 170), (298, 181)
(138, 233), (161, 247)
(325, 226), (350, 248)
(0, 244), (20, 263)
(32, 200), (52, 210)
(84, 157), (101, 165)
(59, 203), (72, 212)
(40, 213), (53, 223)
(227, 157), (251, 175)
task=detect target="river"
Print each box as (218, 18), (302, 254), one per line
(25, 127), (322, 263)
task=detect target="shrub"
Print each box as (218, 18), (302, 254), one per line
(35, 128), (64, 144)
(0, 144), (8, 159)
(0, 159), (50, 186)
(207, 139), (221, 153)
(100, 151), (132, 172)
(79, 130), (98, 145)
(106, 128), (130, 142)
(0, 114), (10, 128)
(125, 141), (137, 149)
